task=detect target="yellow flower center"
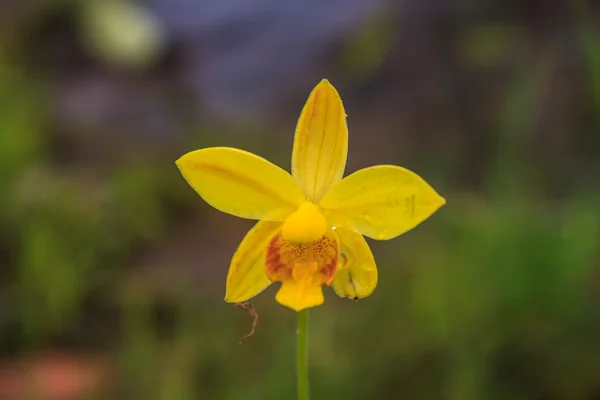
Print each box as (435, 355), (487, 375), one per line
(265, 228), (338, 311)
(281, 201), (328, 244)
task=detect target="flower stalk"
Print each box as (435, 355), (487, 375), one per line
(297, 309), (309, 400)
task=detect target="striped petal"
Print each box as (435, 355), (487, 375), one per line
(291, 79), (348, 202)
(177, 147), (304, 221)
(320, 165), (445, 240)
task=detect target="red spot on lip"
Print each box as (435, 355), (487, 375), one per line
(265, 234), (287, 282)
(264, 230), (339, 286)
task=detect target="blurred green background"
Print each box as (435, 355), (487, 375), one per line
(1, 0), (600, 399)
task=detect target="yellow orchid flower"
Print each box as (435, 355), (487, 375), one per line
(176, 79), (445, 312)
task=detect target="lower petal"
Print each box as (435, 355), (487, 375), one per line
(332, 228), (378, 300)
(275, 280), (324, 311)
(225, 220), (282, 303)
(265, 227), (339, 311)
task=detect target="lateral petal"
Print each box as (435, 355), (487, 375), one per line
(332, 228), (378, 300)
(177, 147), (304, 220)
(320, 165), (445, 240)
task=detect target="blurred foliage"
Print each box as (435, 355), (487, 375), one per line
(0, 0), (599, 399)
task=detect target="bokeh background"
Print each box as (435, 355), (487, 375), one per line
(1, 0), (600, 399)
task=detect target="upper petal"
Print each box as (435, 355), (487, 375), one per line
(177, 147), (305, 221)
(291, 79), (348, 202)
(225, 220), (282, 303)
(320, 165), (445, 240)
(332, 228), (378, 300)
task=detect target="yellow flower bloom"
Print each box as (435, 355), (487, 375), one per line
(176, 80), (445, 312)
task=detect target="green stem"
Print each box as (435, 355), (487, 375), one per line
(296, 309), (310, 400)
